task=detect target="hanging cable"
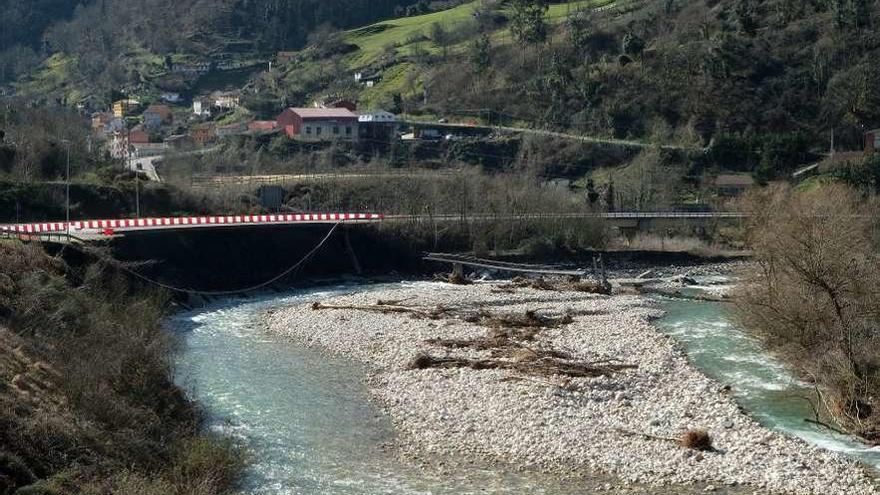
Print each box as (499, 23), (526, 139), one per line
(76, 222), (341, 296)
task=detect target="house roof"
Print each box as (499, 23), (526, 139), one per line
(144, 104), (172, 119)
(286, 107), (357, 119)
(359, 110), (394, 116)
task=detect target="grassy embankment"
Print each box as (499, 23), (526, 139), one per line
(342, 0), (614, 108)
(0, 241), (245, 494)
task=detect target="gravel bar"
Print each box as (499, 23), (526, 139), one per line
(266, 281), (877, 495)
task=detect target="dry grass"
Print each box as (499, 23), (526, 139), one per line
(680, 429), (713, 451)
(0, 242), (245, 493)
(611, 232), (726, 255)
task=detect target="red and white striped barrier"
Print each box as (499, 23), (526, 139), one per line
(0, 212), (384, 237)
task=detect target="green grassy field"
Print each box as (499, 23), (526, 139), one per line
(347, 0), (614, 109)
(343, 0), (613, 69)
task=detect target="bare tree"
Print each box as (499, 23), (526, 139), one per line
(735, 184), (880, 441)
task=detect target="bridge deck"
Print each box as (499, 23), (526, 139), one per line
(0, 213), (383, 240)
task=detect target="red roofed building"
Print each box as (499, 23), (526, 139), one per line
(276, 107), (359, 141)
(128, 125), (151, 145)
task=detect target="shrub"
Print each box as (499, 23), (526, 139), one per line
(680, 429), (713, 451)
(0, 243), (244, 493)
(735, 184), (880, 440)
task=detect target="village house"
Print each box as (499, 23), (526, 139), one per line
(143, 104), (173, 131)
(212, 91), (240, 110)
(128, 125), (151, 145)
(91, 112), (119, 136)
(711, 174), (755, 197)
(358, 110), (396, 124)
(112, 99), (140, 118)
(160, 92), (182, 103)
(193, 97), (212, 117)
(108, 133), (128, 159)
(276, 107), (359, 141)
(358, 110), (396, 141)
(354, 72), (381, 88)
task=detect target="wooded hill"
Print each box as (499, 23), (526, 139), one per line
(0, 0), (435, 103)
(264, 0), (880, 155)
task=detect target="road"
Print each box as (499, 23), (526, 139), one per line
(127, 147), (220, 182)
(190, 170), (458, 187)
(400, 120), (700, 151)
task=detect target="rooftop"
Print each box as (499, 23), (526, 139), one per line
(287, 107), (357, 119)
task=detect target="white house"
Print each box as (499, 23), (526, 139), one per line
(358, 110), (396, 123)
(193, 98), (212, 117)
(213, 91), (240, 110)
(354, 72), (381, 88)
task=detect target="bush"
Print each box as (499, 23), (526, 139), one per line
(0, 451), (35, 490)
(735, 184), (880, 440)
(0, 243), (244, 493)
(680, 429), (713, 451)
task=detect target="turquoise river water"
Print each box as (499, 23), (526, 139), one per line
(170, 282), (879, 494)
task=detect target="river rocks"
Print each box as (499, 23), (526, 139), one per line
(266, 281), (878, 495)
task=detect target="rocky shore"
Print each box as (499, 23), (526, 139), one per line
(265, 281), (877, 494)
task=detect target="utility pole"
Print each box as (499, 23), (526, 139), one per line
(830, 127), (835, 158)
(60, 139), (71, 241)
(135, 171), (140, 218)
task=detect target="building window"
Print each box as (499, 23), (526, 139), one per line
(305, 126), (312, 134)
(345, 126), (352, 135)
(316, 127), (322, 135)
(333, 126), (340, 134)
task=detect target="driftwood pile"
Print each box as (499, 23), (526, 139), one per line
(310, 298), (636, 382)
(434, 271), (473, 285)
(494, 276), (611, 295)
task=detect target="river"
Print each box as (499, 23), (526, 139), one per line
(170, 281), (878, 494)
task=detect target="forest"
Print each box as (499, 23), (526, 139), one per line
(0, 0), (429, 91)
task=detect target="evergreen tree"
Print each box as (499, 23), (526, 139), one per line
(469, 33), (492, 74)
(509, 0), (549, 46)
(734, 0), (759, 35)
(566, 8), (593, 50)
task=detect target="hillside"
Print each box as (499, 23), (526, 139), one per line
(5, 0), (880, 213)
(0, 241), (244, 494)
(1, 0), (431, 106)
(252, 0), (880, 174)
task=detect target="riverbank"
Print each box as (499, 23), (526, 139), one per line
(0, 241), (245, 494)
(266, 281), (876, 494)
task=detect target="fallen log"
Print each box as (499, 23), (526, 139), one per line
(408, 352), (636, 378)
(497, 277), (611, 294)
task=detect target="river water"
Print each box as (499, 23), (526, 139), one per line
(655, 295), (880, 469)
(170, 282), (878, 494)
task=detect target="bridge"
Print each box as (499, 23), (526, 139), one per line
(0, 211), (744, 243)
(0, 213), (384, 242)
